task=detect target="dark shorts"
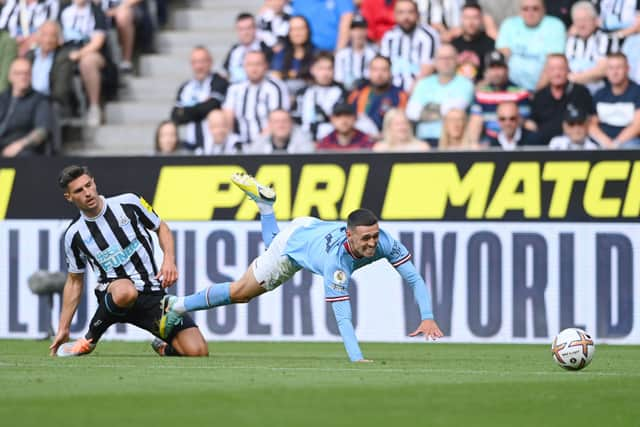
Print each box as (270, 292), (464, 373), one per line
(94, 289), (197, 342)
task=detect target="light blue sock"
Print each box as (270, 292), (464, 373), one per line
(260, 213), (280, 247)
(183, 282), (231, 312)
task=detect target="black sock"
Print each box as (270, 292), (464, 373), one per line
(104, 293), (132, 316)
(164, 344), (181, 357)
(84, 303), (117, 342)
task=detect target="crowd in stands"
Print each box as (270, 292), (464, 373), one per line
(2, 0), (640, 157)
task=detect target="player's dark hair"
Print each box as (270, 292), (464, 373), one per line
(347, 208), (378, 229)
(236, 12), (254, 22)
(58, 165), (92, 190)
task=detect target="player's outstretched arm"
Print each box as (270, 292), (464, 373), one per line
(49, 272), (84, 355)
(395, 261), (444, 340)
(155, 221), (178, 288)
(331, 299), (369, 362)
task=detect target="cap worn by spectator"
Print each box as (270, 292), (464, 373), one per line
(333, 102), (356, 116)
(485, 50), (507, 68)
(564, 105), (588, 124)
(351, 14), (368, 29)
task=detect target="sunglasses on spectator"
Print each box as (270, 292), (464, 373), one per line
(521, 6), (541, 11)
(498, 116), (518, 122)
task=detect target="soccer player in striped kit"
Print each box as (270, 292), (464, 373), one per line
(50, 165), (208, 357)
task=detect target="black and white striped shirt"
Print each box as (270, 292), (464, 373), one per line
(0, 0), (59, 38)
(566, 29), (620, 67)
(64, 194), (163, 293)
(594, 0), (640, 31)
(223, 76), (290, 143)
(223, 39), (272, 84)
(294, 83), (347, 140)
(173, 73), (228, 149)
(380, 24), (440, 91)
(334, 44), (378, 90)
(416, 0), (463, 29)
(257, 9), (290, 48)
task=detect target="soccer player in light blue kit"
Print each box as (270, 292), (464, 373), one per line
(159, 173), (443, 362)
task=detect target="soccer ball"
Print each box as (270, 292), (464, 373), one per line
(551, 328), (595, 370)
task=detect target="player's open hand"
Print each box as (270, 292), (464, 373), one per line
(409, 319), (444, 341)
(49, 330), (69, 356)
(156, 258), (178, 288)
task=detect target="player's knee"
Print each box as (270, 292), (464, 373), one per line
(111, 285), (138, 307)
(182, 341), (209, 357)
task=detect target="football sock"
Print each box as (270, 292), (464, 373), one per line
(104, 292), (132, 316)
(174, 282), (232, 314)
(260, 212), (280, 247)
(84, 304), (117, 342)
(163, 344), (180, 357)
(256, 201), (274, 216)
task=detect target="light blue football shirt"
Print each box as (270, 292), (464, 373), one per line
(496, 15), (566, 91)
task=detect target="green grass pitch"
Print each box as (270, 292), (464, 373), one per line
(0, 340), (638, 427)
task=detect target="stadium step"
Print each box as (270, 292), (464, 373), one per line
(72, 0), (264, 155)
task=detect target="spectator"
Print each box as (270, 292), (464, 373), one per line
(294, 51), (347, 141)
(406, 43), (474, 146)
(590, 52), (640, 148)
(202, 109), (243, 155)
(496, 0), (566, 91)
(416, 0), (497, 41)
(316, 102), (375, 150)
(154, 120), (188, 155)
(544, 0), (578, 28)
(468, 50), (530, 144)
(0, 57), (52, 157)
(224, 13), (272, 84)
(59, 0), (113, 127)
(224, 50), (290, 144)
(566, 1), (621, 93)
(438, 107), (474, 149)
(360, 0), (396, 43)
(485, 101), (538, 150)
(334, 14), (377, 91)
(0, 0), (59, 56)
(593, 0), (640, 82)
(249, 109), (314, 153)
(171, 46), (228, 151)
(290, 0), (354, 51)
(26, 20), (74, 117)
(99, 0), (147, 73)
(380, 0), (440, 92)
(257, 0), (290, 51)
(451, 3), (495, 82)
(270, 15), (314, 94)
(373, 108), (429, 151)
(549, 104), (600, 149)
(527, 54), (594, 144)
(348, 55), (408, 132)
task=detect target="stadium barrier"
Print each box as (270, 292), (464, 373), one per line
(0, 152), (638, 343)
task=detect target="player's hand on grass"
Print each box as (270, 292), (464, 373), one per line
(49, 329), (70, 356)
(409, 319), (444, 341)
(157, 258), (178, 288)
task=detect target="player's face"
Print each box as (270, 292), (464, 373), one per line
(347, 223), (380, 258)
(64, 174), (100, 213)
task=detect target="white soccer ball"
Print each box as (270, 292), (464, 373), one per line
(551, 328), (595, 370)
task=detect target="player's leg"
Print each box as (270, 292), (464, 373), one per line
(231, 172), (279, 247)
(56, 279), (139, 357)
(124, 291), (208, 356)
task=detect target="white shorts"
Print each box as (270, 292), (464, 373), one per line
(251, 217), (314, 291)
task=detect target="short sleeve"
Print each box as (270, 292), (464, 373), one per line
(323, 261), (351, 302)
(495, 18), (513, 49)
(379, 228), (412, 268)
(65, 230), (86, 273)
(123, 193), (161, 231)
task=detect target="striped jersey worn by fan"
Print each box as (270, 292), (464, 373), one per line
(64, 193), (162, 293)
